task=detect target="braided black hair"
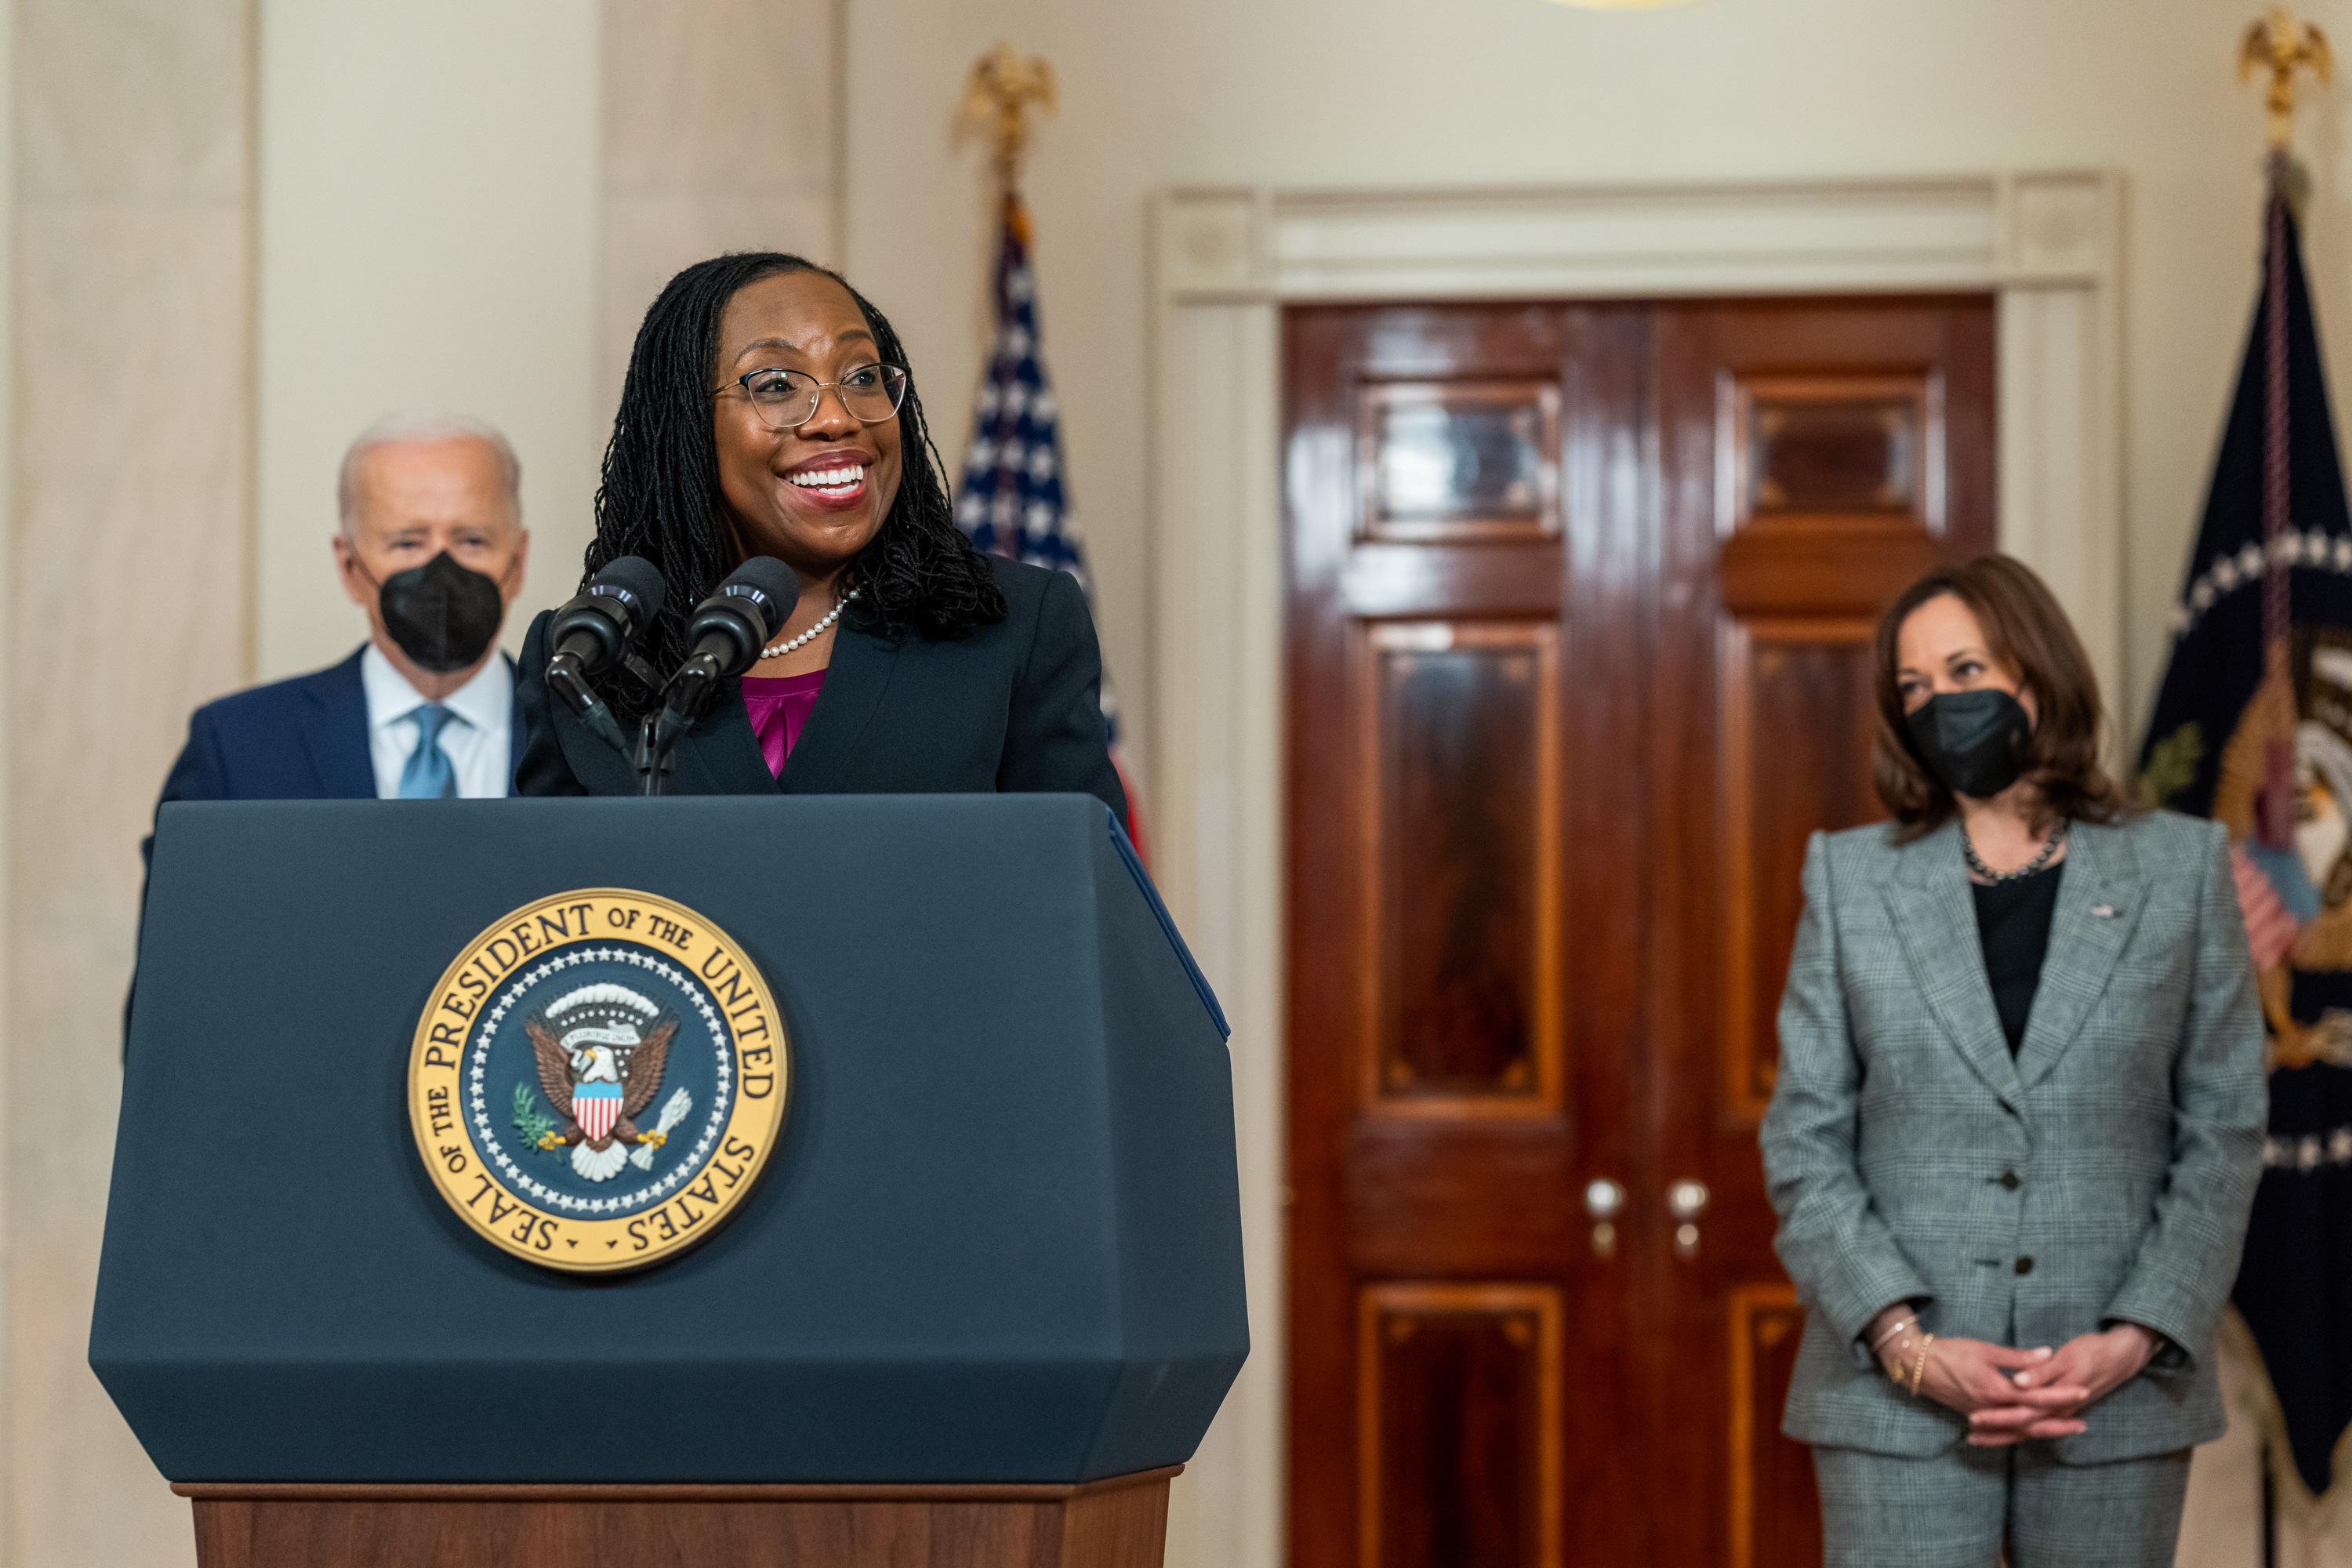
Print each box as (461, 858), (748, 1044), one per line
(583, 252), (1005, 718)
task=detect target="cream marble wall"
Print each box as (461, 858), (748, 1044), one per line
(9, 2), (251, 1564)
(254, 0), (600, 679)
(0, 6), (850, 1563)
(0, 9), (851, 1563)
(251, 0), (839, 679)
(601, 0), (841, 445)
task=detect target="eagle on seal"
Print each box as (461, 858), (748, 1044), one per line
(523, 983), (677, 1181)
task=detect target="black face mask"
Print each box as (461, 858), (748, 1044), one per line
(1904, 688), (2032, 800)
(370, 550), (505, 673)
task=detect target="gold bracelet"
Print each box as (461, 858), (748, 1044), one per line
(1910, 1333), (1936, 1396)
(1869, 1316), (1919, 1352)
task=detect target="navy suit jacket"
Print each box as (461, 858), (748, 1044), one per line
(154, 646), (524, 815)
(132, 648), (521, 1047)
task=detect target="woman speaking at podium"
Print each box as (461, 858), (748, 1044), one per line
(515, 252), (1125, 817)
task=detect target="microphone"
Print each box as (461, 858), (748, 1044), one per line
(650, 558), (800, 753)
(549, 555), (665, 674)
(546, 556), (666, 753)
(680, 557), (800, 678)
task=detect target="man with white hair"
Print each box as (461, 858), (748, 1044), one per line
(150, 413), (532, 807)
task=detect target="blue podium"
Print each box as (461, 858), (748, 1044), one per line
(93, 795), (1245, 1567)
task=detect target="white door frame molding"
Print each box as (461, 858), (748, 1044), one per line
(1145, 172), (2122, 1568)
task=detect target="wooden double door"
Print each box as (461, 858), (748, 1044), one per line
(1284, 296), (1997, 1567)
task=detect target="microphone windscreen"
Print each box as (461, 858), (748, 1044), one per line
(593, 554), (666, 626)
(717, 556), (800, 640)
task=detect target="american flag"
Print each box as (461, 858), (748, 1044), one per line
(2235, 843), (2303, 971)
(956, 192), (1146, 857)
(958, 194), (1083, 586)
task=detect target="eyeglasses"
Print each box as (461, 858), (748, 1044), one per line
(716, 363), (909, 432)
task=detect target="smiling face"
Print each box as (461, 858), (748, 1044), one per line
(1893, 592), (2039, 728)
(710, 269), (904, 580)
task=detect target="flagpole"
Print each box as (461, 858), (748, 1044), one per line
(961, 45), (1058, 372)
(2238, 19), (2333, 1560)
(2260, 146), (2294, 849)
(960, 43), (1056, 211)
(2243, 7), (2332, 847)
(953, 42), (1059, 568)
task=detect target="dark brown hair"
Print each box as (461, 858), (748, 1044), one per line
(1871, 554), (2132, 841)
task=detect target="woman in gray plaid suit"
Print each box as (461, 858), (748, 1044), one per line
(1760, 556), (2266, 1567)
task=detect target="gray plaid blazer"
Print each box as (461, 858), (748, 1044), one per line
(1759, 811), (2265, 1463)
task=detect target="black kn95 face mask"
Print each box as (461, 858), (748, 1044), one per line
(373, 550), (505, 673)
(1904, 688), (2031, 800)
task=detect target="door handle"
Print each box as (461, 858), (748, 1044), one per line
(1668, 1178), (1709, 1259)
(1584, 1178), (1625, 1260)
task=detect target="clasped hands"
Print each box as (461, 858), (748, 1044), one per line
(1866, 1304), (2156, 1446)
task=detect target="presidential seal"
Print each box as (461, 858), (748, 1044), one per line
(406, 889), (786, 1272)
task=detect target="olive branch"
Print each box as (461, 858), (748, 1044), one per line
(2136, 721), (2204, 809)
(512, 1082), (563, 1156)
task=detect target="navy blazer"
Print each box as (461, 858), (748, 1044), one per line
(133, 647), (524, 1045)
(516, 557), (1126, 820)
(154, 646), (524, 810)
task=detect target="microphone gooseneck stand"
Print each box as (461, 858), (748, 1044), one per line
(546, 653), (634, 756)
(544, 556), (672, 784)
(634, 657), (725, 798)
(572, 652), (712, 798)
(550, 644), (677, 795)
(554, 558), (800, 798)
(631, 716), (676, 796)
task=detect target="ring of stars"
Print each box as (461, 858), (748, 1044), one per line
(2169, 528), (2352, 638)
(463, 944), (734, 1215)
(2263, 1123), (2352, 1173)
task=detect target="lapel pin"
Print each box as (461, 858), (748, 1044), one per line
(2092, 904), (2115, 918)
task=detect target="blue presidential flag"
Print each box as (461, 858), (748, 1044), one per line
(2138, 172), (2352, 1508)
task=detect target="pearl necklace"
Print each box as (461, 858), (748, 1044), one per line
(1962, 818), (2067, 884)
(757, 588), (858, 659)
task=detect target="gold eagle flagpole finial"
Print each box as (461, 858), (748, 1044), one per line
(960, 43), (1057, 194)
(2241, 6), (2332, 151)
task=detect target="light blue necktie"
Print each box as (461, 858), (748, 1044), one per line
(398, 704), (460, 800)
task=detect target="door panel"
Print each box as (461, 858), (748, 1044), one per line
(1649, 299), (1995, 1566)
(1359, 379), (1561, 543)
(1730, 372), (1945, 530)
(1361, 622), (1559, 1111)
(1719, 618), (1879, 1117)
(1728, 1283), (1817, 1568)
(1287, 295), (1994, 1568)
(1288, 303), (1645, 1566)
(1359, 1283), (1563, 1568)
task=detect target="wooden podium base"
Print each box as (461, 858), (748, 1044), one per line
(173, 1466), (1179, 1568)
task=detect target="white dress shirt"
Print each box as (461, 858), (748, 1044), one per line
(361, 644), (515, 800)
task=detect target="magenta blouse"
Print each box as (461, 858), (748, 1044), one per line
(739, 670), (826, 776)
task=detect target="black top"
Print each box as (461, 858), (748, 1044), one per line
(515, 556), (1127, 819)
(1972, 861), (2063, 1055)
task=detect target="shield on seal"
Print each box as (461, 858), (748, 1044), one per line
(574, 1080), (622, 1143)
